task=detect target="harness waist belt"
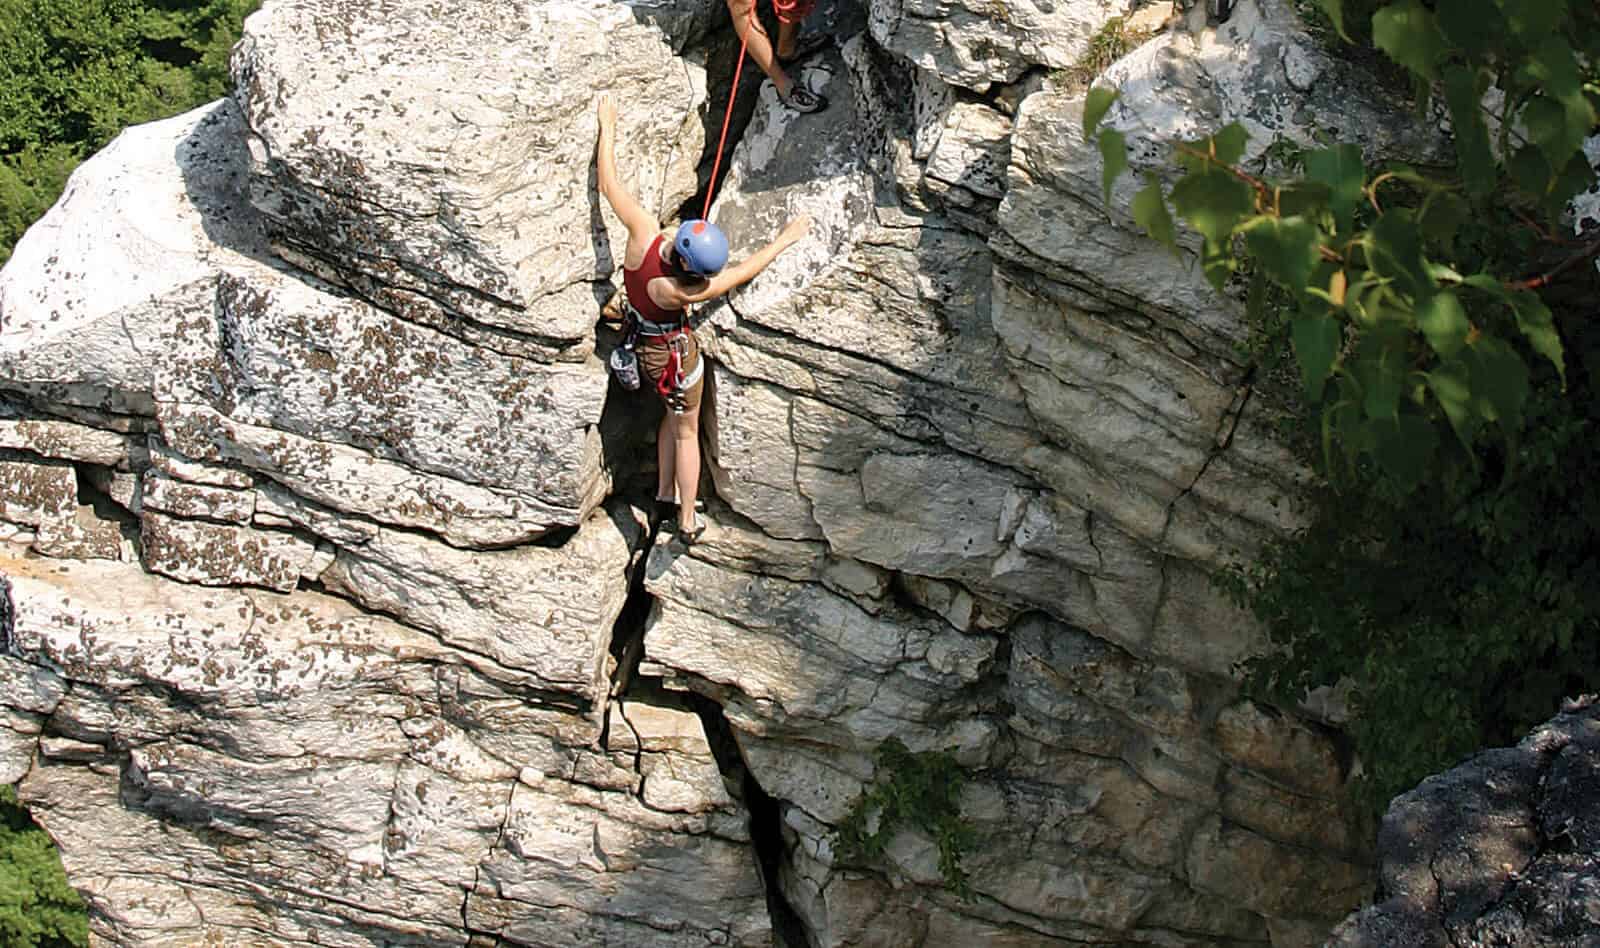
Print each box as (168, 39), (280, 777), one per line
(623, 300), (688, 336)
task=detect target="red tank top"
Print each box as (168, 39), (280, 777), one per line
(623, 235), (684, 325)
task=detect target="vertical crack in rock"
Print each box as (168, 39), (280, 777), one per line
(606, 520), (659, 704)
(1152, 375), (1256, 634)
(598, 512), (814, 948)
(0, 571), (13, 653)
(685, 690), (812, 948)
(462, 777), (518, 945)
(1084, 508), (1105, 573)
(1158, 375), (1256, 549)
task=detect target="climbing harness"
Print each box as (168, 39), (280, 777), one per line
(653, 330), (704, 415)
(617, 298), (703, 414)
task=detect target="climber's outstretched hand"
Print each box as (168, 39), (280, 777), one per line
(778, 214), (812, 248)
(594, 93), (656, 252)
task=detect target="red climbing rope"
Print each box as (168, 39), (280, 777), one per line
(703, 26), (751, 219)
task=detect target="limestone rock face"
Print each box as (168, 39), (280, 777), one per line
(1329, 698), (1600, 948)
(868, 0), (1136, 92)
(0, 5), (766, 941)
(0, 0), (1434, 945)
(232, 0), (708, 358)
(2, 553), (765, 947)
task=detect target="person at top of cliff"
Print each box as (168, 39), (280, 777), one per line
(595, 93), (810, 542)
(728, 0), (831, 113)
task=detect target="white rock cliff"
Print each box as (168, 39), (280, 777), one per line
(0, 0), (1419, 944)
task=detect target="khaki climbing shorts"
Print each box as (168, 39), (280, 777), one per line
(640, 330), (705, 416)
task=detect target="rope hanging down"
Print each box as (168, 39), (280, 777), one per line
(702, 24), (751, 219)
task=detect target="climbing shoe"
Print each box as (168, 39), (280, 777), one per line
(780, 85), (829, 114)
(679, 513), (708, 545)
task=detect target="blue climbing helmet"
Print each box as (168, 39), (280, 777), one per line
(673, 219), (729, 276)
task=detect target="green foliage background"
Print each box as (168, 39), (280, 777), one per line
(1093, 0), (1600, 808)
(0, 0), (258, 264)
(1, 786), (85, 947)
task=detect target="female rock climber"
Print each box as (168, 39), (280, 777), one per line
(594, 93), (810, 541)
(726, 0), (831, 113)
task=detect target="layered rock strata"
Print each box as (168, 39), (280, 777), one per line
(0, 0), (1424, 945)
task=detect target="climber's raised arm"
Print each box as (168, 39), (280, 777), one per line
(675, 215), (811, 305)
(594, 94), (658, 255)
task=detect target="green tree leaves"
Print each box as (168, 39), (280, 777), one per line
(1098, 128), (1126, 204)
(1082, 85), (1118, 142)
(0, 0), (259, 263)
(1292, 313), (1340, 401)
(1166, 0), (1600, 812)
(1, 786), (86, 947)
(1168, 169), (1253, 247)
(1131, 177), (1175, 249)
(1088, 0), (1599, 494)
(1242, 215), (1321, 291)
(1416, 290), (1468, 357)
(1304, 143), (1364, 226)
(1441, 67), (1494, 196)
(1233, 316), (1600, 811)
(1371, 0), (1446, 79)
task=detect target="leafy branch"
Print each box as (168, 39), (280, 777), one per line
(1089, 0), (1600, 808)
(1085, 0), (1596, 492)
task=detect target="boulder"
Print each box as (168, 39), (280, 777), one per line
(1330, 698), (1600, 948)
(0, 550), (769, 947)
(232, 0), (707, 357)
(868, 0), (1137, 92)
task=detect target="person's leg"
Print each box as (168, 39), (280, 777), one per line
(674, 410), (702, 534)
(727, 0), (793, 97)
(656, 412), (676, 503)
(775, 20), (799, 60)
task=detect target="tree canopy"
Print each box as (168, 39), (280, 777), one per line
(0, 0), (257, 263)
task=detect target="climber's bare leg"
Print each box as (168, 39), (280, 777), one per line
(674, 411), (701, 534)
(657, 413), (676, 503)
(728, 0), (795, 97)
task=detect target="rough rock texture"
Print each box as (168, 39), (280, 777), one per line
(869, 0), (1135, 91)
(0, 0), (1428, 945)
(1329, 697), (1600, 948)
(231, 0), (709, 358)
